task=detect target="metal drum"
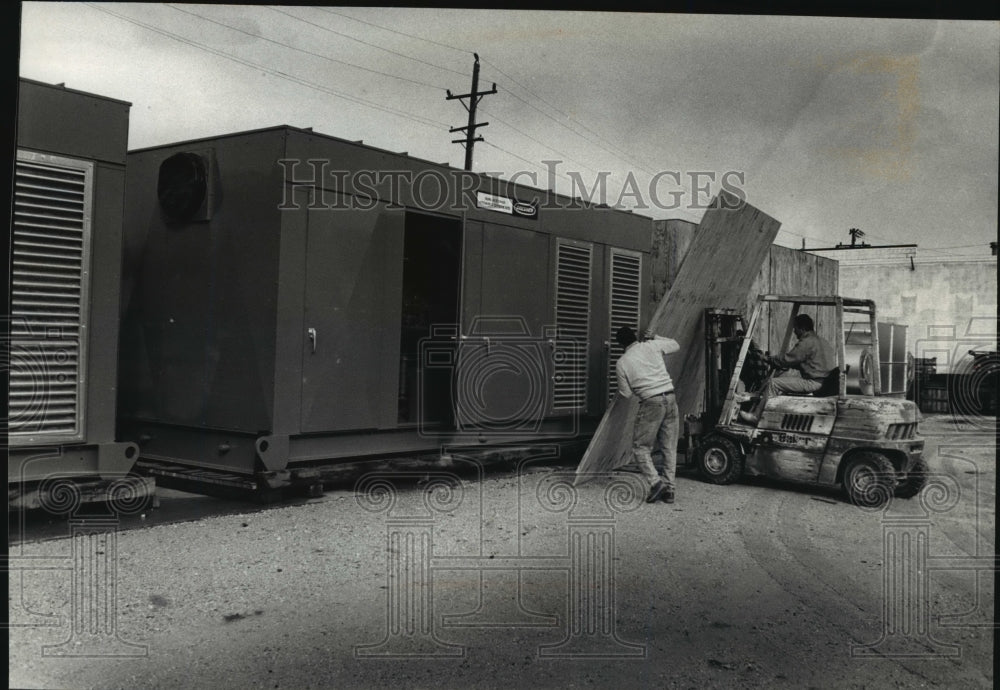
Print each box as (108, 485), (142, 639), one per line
(845, 344), (875, 395)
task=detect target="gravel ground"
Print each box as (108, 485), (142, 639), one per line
(8, 415), (995, 689)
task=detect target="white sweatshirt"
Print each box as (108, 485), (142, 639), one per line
(615, 335), (680, 401)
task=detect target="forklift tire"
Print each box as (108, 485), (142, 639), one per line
(843, 451), (897, 509)
(894, 456), (928, 499)
(696, 435), (745, 485)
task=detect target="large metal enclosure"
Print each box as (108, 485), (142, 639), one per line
(118, 126), (653, 479)
(8, 79), (138, 483)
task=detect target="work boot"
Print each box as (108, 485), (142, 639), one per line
(738, 411), (758, 425)
(661, 486), (675, 504)
(645, 480), (667, 503)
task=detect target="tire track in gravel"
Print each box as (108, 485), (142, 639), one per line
(780, 499), (993, 689)
(737, 490), (976, 687)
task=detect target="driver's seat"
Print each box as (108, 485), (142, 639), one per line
(812, 368), (841, 397)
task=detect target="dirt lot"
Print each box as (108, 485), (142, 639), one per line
(8, 415), (995, 689)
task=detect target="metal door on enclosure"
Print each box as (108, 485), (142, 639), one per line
(300, 204), (404, 433)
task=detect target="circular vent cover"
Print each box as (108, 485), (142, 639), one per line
(157, 152), (207, 221)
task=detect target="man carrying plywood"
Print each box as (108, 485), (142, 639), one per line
(614, 325), (681, 504)
(574, 191), (781, 487)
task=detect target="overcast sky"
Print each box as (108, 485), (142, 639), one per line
(17, 4), (999, 258)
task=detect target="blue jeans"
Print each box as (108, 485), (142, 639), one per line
(631, 393), (679, 490)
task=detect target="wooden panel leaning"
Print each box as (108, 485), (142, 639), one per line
(574, 191), (781, 485)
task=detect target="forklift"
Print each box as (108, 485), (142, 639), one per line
(684, 295), (926, 508)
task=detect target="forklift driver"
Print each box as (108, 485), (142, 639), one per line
(738, 314), (836, 426)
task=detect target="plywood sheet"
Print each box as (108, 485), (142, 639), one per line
(768, 246), (802, 353)
(575, 192), (780, 484)
(648, 219), (698, 321)
(815, 254), (839, 297)
(747, 249), (771, 350)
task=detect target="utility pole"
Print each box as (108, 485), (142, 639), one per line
(447, 54), (497, 171)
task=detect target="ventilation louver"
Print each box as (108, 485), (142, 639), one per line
(9, 151), (92, 444)
(553, 241), (592, 411)
(607, 250), (642, 403)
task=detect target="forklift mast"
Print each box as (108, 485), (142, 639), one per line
(703, 308), (747, 428)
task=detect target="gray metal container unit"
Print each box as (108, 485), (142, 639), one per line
(118, 126), (652, 482)
(8, 79), (138, 484)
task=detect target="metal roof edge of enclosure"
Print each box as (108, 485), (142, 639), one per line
(127, 124), (658, 226)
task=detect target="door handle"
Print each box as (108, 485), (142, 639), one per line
(307, 327), (317, 353)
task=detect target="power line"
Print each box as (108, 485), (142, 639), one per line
(84, 3), (451, 133)
(312, 7), (661, 178)
(197, 4), (608, 182)
(475, 66), (658, 177)
(317, 7), (470, 58)
(274, 6), (655, 182)
(480, 108), (606, 178)
(479, 58), (660, 175)
(481, 141), (579, 190)
(269, 6), (469, 78)
(166, 4), (446, 91)
(776, 227), (834, 244)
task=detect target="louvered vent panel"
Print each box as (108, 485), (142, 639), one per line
(887, 422), (916, 440)
(554, 242), (592, 411)
(780, 414), (815, 432)
(607, 250), (642, 402)
(8, 152), (92, 443)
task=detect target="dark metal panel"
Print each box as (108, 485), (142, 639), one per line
(9, 446), (102, 483)
(84, 164), (127, 444)
(480, 222), (550, 336)
(286, 418), (595, 465)
(118, 130), (286, 432)
(300, 202), (400, 432)
(541, 205), (653, 254)
(377, 212), (406, 430)
(17, 79), (130, 165)
(452, 222), (551, 430)
(8, 442), (138, 483)
(271, 186), (310, 436)
(119, 420), (259, 474)
(461, 220), (484, 330)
